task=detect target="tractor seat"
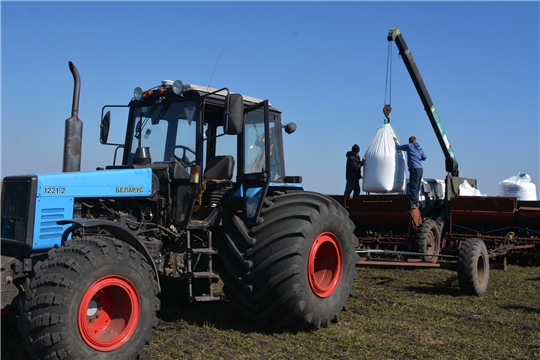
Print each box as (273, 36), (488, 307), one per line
(204, 155), (235, 187)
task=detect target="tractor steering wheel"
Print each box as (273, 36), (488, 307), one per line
(173, 145), (196, 167)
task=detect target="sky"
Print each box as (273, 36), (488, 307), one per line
(1, 1), (539, 199)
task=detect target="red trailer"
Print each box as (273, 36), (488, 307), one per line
(330, 192), (540, 295)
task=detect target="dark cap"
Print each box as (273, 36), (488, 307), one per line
(352, 144), (360, 153)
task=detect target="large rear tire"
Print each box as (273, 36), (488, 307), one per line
(457, 238), (489, 295)
(18, 237), (160, 359)
(219, 191), (359, 330)
(415, 218), (441, 263)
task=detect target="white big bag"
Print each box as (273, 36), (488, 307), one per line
(498, 173), (537, 201)
(362, 123), (406, 193)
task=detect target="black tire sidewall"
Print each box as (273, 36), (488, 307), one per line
(295, 206), (357, 315)
(457, 238), (489, 295)
(224, 191), (358, 329)
(20, 237), (158, 359)
(416, 218), (441, 262)
(65, 263), (154, 359)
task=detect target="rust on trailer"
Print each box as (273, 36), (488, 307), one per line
(330, 195), (421, 245)
(446, 196), (540, 258)
(358, 257), (457, 269)
(346, 195), (420, 228)
(357, 257), (507, 270)
(489, 243), (535, 257)
(449, 196), (517, 231)
(517, 204), (540, 228)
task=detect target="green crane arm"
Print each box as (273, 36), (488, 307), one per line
(388, 26), (459, 177)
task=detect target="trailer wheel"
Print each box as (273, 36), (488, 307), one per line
(415, 218), (441, 263)
(18, 237), (160, 359)
(219, 191), (358, 330)
(457, 238), (489, 296)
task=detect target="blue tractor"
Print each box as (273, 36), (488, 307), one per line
(1, 63), (358, 359)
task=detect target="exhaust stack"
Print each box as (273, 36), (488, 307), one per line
(62, 61), (83, 172)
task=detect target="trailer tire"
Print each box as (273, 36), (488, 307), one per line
(415, 218), (441, 263)
(18, 237), (160, 360)
(457, 238), (489, 296)
(219, 191), (358, 330)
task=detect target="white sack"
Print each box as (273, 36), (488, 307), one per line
(459, 179), (482, 196)
(498, 173), (537, 200)
(362, 123), (406, 193)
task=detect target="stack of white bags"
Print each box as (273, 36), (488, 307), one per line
(362, 123), (406, 193)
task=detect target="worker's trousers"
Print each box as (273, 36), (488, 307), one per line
(409, 168), (423, 205)
(344, 179), (360, 199)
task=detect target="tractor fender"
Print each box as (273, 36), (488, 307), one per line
(58, 218), (160, 291)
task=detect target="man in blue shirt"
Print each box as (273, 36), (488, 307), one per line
(394, 136), (427, 209)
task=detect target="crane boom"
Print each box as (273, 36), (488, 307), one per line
(388, 26), (459, 177)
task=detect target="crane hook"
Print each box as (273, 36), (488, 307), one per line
(383, 104), (392, 123)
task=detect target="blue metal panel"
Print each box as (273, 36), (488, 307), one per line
(36, 168), (153, 197)
(233, 182), (304, 197)
(33, 196), (74, 250)
(30, 168), (153, 250)
(271, 181), (304, 190)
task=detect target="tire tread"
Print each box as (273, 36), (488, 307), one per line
(219, 191), (358, 330)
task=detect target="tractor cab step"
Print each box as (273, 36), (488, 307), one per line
(191, 248), (218, 255)
(185, 229), (218, 303)
(191, 271), (219, 279)
(191, 295), (220, 302)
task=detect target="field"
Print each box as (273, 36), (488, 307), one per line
(2, 264), (539, 359)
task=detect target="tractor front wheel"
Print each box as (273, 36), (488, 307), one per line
(18, 236), (159, 359)
(219, 191), (358, 330)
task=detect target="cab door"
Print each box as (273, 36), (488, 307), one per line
(238, 101), (270, 220)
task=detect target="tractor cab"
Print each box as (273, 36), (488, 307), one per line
(100, 81), (296, 227)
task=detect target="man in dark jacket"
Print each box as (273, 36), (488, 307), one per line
(344, 144), (365, 199)
(394, 136), (427, 208)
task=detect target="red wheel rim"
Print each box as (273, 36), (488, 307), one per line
(308, 232), (343, 298)
(78, 275), (140, 351)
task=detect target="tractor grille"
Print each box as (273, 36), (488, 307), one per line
(3, 179), (31, 218)
(1, 176), (37, 245)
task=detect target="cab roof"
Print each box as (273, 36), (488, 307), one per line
(183, 84), (270, 106)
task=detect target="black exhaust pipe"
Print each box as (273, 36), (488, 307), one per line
(62, 61), (83, 172)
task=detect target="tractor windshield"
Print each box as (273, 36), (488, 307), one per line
(127, 101), (197, 165)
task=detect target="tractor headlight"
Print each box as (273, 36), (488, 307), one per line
(173, 80), (183, 95)
(134, 87), (144, 101)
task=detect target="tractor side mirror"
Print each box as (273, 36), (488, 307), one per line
(224, 93), (243, 135)
(100, 111), (111, 144)
(284, 122), (297, 134)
